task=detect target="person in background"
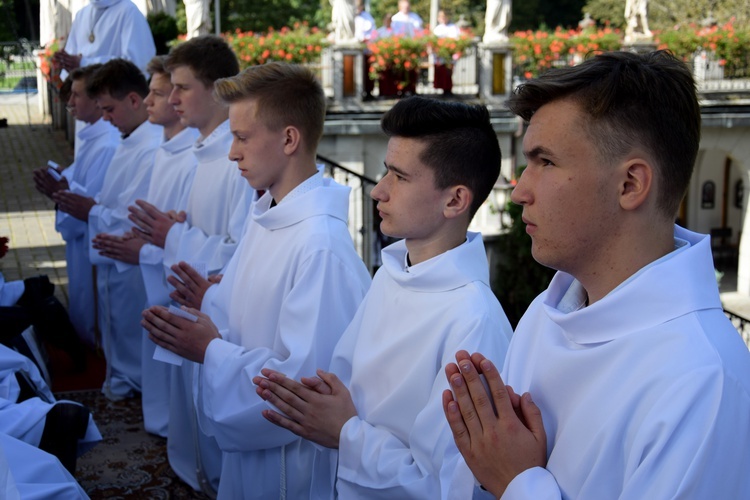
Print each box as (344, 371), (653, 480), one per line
(433, 9), (460, 95)
(391, 0), (423, 36)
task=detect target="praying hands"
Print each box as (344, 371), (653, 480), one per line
(91, 231), (146, 264)
(52, 191), (96, 221)
(167, 261), (219, 310)
(33, 167), (68, 199)
(253, 368), (358, 449)
(141, 305), (220, 363)
(442, 351), (547, 497)
(128, 199), (186, 248)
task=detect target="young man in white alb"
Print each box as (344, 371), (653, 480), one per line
(256, 96), (512, 498)
(33, 63), (119, 350)
(142, 62), (371, 499)
(92, 55), (199, 437)
(444, 50), (750, 499)
(54, 58), (161, 401)
(128, 36), (250, 494)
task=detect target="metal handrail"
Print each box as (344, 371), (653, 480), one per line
(724, 309), (750, 348)
(316, 153), (388, 275)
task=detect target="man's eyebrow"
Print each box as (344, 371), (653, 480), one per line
(523, 145), (556, 160)
(383, 162), (410, 178)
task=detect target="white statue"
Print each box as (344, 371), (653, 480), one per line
(624, 0), (652, 43)
(184, 0), (211, 38)
(483, 0), (511, 43)
(330, 0), (356, 43)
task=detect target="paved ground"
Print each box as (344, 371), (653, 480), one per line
(1, 92), (73, 306)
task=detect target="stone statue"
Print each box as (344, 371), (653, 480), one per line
(330, 0), (356, 44)
(483, 0), (511, 43)
(624, 0), (652, 43)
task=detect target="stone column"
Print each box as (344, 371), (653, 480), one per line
(478, 42), (512, 102)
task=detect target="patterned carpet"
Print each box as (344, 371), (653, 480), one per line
(56, 390), (211, 499)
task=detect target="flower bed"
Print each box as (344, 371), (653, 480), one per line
(511, 21), (750, 80)
(656, 21), (750, 78)
(511, 26), (621, 79)
(225, 22), (327, 68)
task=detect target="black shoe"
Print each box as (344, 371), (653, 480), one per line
(38, 402), (90, 474)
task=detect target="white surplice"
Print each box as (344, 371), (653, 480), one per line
(502, 226), (750, 499)
(63, 0), (155, 77)
(311, 232), (512, 499)
(56, 118), (120, 347)
(139, 126), (200, 437)
(196, 175), (371, 499)
(163, 120), (252, 275)
(88, 119), (161, 399)
(161, 120), (253, 493)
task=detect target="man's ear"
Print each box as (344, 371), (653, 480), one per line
(444, 185), (473, 219)
(619, 159), (653, 211)
(127, 92), (142, 110)
(282, 126), (301, 155)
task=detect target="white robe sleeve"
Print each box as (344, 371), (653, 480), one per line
(197, 249), (366, 452)
(335, 314), (507, 499)
(88, 153), (154, 266)
(163, 179), (251, 274)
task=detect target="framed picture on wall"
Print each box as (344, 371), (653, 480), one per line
(702, 180), (715, 209)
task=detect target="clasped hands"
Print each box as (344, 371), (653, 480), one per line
(442, 350), (547, 498)
(141, 304), (220, 363)
(32, 167), (68, 199)
(52, 49), (82, 72)
(128, 199), (186, 249)
(253, 368), (357, 449)
(91, 231), (145, 264)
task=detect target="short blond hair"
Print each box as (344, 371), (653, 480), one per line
(146, 55), (169, 77)
(214, 62), (326, 153)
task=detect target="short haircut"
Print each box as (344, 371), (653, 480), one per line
(69, 63), (103, 83)
(380, 96), (501, 218)
(63, 63), (103, 100)
(165, 35), (239, 87)
(146, 55), (169, 77)
(86, 58), (149, 100)
(507, 50), (700, 218)
(214, 62), (326, 153)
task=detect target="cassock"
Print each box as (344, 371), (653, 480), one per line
(0, 433), (89, 500)
(56, 117), (119, 347)
(161, 120), (253, 493)
(0, 344), (101, 452)
(502, 226), (750, 499)
(139, 126), (200, 437)
(196, 173), (371, 499)
(311, 232), (512, 499)
(63, 0), (155, 77)
(88, 119), (161, 400)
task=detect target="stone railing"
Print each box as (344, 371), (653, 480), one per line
(320, 40), (750, 108)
